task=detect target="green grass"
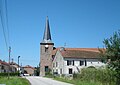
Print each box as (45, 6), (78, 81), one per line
(0, 77), (30, 85)
(53, 77), (107, 85)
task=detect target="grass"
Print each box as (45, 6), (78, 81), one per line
(0, 76), (30, 85)
(53, 77), (103, 85)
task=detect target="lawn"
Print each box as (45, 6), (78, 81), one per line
(0, 77), (30, 85)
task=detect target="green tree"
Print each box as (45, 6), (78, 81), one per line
(100, 30), (120, 85)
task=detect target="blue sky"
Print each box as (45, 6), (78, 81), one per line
(0, 0), (120, 67)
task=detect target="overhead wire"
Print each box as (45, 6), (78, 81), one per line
(0, 0), (11, 52)
(0, 0), (9, 51)
(5, 0), (10, 46)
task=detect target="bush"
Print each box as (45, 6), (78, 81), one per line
(0, 72), (19, 76)
(73, 68), (116, 85)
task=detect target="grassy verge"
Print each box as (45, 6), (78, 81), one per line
(0, 77), (30, 85)
(54, 77), (103, 85)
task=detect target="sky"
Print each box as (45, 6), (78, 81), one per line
(0, 0), (120, 67)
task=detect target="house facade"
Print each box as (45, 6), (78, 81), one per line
(10, 62), (23, 74)
(23, 65), (35, 76)
(0, 60), (16, 73)
(52, 48), (105, 75)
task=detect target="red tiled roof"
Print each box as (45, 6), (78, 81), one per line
(23, 65), (35, 70)
(0, 60), (9, 66)
(60, 48), (100, 59)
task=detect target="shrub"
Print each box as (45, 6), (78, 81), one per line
(0, 72), (19, 76)
(73, 68), (116, 85)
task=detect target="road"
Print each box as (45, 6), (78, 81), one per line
(25, 76), (73, 85)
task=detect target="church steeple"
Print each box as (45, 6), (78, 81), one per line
(42, 16), (52, 43)
(40, 16), (54, 76)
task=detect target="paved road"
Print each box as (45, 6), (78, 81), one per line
(26, 76), (73, 85)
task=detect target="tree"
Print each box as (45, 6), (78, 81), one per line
(100, 30), (120, 85)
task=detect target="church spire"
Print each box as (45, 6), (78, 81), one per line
(42, 16), (52, 43)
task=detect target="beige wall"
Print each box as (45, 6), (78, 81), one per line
(24, 67), (34, 76)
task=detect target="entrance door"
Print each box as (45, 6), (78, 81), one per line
(45, 66), (49, 72)
(69, 68), (72, 74)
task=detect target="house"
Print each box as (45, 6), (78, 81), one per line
(10, 62), (23, 74)
(40, 17), (105, 76)
(52, 48), (105, 75)
(23, 65), (35, 76)
(0, 60), (16, 73)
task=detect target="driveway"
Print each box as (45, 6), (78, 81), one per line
(25, 76), (73, 85)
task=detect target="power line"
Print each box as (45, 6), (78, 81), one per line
(0, 3), (8, 50)
(5, 0), (10, 46)
(0, 0), (10, 51)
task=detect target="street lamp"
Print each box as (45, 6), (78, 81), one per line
(18, 56), (20, 76)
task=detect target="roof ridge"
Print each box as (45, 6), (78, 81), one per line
(64, 48), (99, 52)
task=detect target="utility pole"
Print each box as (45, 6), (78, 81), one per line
(18, 56), (20, 76)
(8, 46), (11, 79)
(12, 58), (13, 63)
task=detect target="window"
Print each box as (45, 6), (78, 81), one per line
(52, 55), (55, 61)
(45, 66), (49, 72)
(73, 60), (74, 66)
(69, 68), (72, 74)
(67, 60), (74, 66)
(45, 47), (48, 52)
(53, 63), (55, 67)
(85, 59), (87, 66)
(80, 60), (84, 66)
(56, 69), (58, 73)
(56, 62), (58, 67)
(60, 69), (62, 74)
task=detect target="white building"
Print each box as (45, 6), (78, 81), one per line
(52, 48), (105, 75)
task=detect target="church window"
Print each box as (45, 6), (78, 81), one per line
(45, 47), (48, 52)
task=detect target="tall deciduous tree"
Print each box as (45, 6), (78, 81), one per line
(100, 30), (120, 85)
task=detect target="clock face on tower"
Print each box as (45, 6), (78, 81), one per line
(45, 45), (49, 48)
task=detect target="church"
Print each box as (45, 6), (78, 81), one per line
(40, 17), (105, 76)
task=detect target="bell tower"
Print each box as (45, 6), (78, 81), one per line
(40, 16), (54, 76)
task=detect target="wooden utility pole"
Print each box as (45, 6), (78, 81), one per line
(18, 56), (20, 76)
(8, 46), (11, 79)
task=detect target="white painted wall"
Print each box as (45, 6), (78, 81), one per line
(53, 51), (105, 75)
(52, 50), (64, 75)
(63, 58), (105, 74)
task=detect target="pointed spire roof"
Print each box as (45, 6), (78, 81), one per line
(42, 16), (52, 43)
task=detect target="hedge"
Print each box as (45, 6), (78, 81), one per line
(0, 72), (19, 76)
